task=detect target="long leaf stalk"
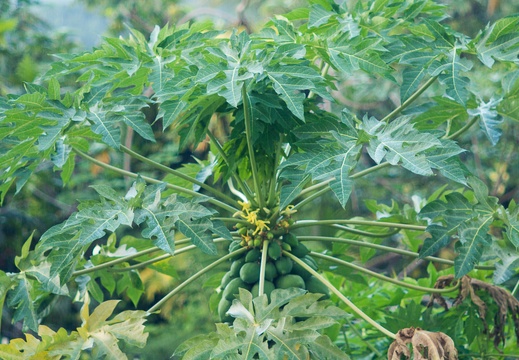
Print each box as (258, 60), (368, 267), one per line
(148, 247), (248, 313)
(206, 129), (254, 201)
(72, 237), (232, 277)
(297, 178), (332, 199)
(266, 141), (282, 208)
(73, 147), (239, 214)
(120, 145), (240, 207)
(446, 116), (479, 140)
(283, 251), (397, 339)
(381, 76), (438, 123)
(292, 219), (427, 232)
(292, 186), (331, 211)
(242, 85), (265, 209)
(350, 162), (391, 179)
(298, 236), (495, 270)
(110, 240), (226, 272)
(258, 240), (270, 296)
(312, 252), (460, 294)
(326, 224), (400, 238)
(72, 246), (162, 277)
(292, 162), (391, 207)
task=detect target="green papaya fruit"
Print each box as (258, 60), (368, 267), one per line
(305, 276), (330, 299)
(275, 256), (293, 275)
(251, 281), (275, 300)
(275, 274), (306, 290)
(239, 262), (261, 284)
(291, 243), (310, 258)
(229, 257), (245, 277)
(283, 233), (299, 247)
(267, 242), (282, 260)
(218, 297), (233, 323)
(223, 277), (248, 300)
(220, 271), (234, 289)
(245, 248), (261, 263)
(265, 261), (278, 281)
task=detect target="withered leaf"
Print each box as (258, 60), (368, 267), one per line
(429, 275), (519, 349)
(387, 327), (458, 360)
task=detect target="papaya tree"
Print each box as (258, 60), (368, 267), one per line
(1, 0), (519, 358)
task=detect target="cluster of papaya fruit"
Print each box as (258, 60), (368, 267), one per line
(218, 233), (330, 323)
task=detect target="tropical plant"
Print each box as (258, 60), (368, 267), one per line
(1, 0), (519, 358)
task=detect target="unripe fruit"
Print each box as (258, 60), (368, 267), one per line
(265, 261), (278, 281)
(223, 277), (248, 300)
(251, 281), (275, 300)
(253, 238), (262, 248)
(220, 271), (234, 289)
(218, 297), (233, 323)
(239, 262), (261, 284)
(305, 276), (330, 299)
(229, 258), (245, 277)
(268, 242), (282, 260)
(283, 233), (299, 247)
(291, 243), (310, 258)
(275, 274), (306, 290)
(275, 256), (293, 275)
(245, 248), (261, 263)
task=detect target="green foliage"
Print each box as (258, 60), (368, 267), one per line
(174, 288), (348, 359)
(1, 0), (519, 358)
(0, 297), (148, 359)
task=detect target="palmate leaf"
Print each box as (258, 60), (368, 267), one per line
(86, 110), (121, 149)
(430, 50), (473, 106)
(327, 35), (394, 80)
(6, 274), (39, 331)
(424, 139), (467, 184)
(308, 4), (335, 28)
(362, 116), (441, 176)
(467, 97), (503, 145)
(413, 97), (469, 130)
(475, 16), (519, 68)
(211, 322), (274, 359)
(279, 168), (311, 209)
(0, 299), (149, 360)
(177, 215), (217, 255)
(454, 218), (492, 278)
(177, 289), (347, 359)
(267, 74), (309, 120)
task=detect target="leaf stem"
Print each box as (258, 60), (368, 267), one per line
(110, 238), (229, 271)
(445, 116), (479, 140)
(331, 224), (401, 238)
(382, 76), (438, 123)
(73, 247), (162, 277)
(120, 145), (240, 207)
(147, 247), (248, 313)
(292, 162), (390, 207)
(242, 85), (265, 209)
(206, 129), (254, 201)
(312, 252), (460, 294)
(72, 237), (202, 277)
(292, 219), (427, 232)
(292, 186), (331, 211)
(350, 162), (390, 179)
(259, 240), (270, 295)
(72, 147), (238, 214)
(283, 251), (397, 339)
(297, 236), (495, 270)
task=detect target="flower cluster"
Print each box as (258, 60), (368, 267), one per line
(234, 201), (270, 236)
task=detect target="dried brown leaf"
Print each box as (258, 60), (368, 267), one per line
(387, 327), (458, 360)
(428, 275), (519, 349)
